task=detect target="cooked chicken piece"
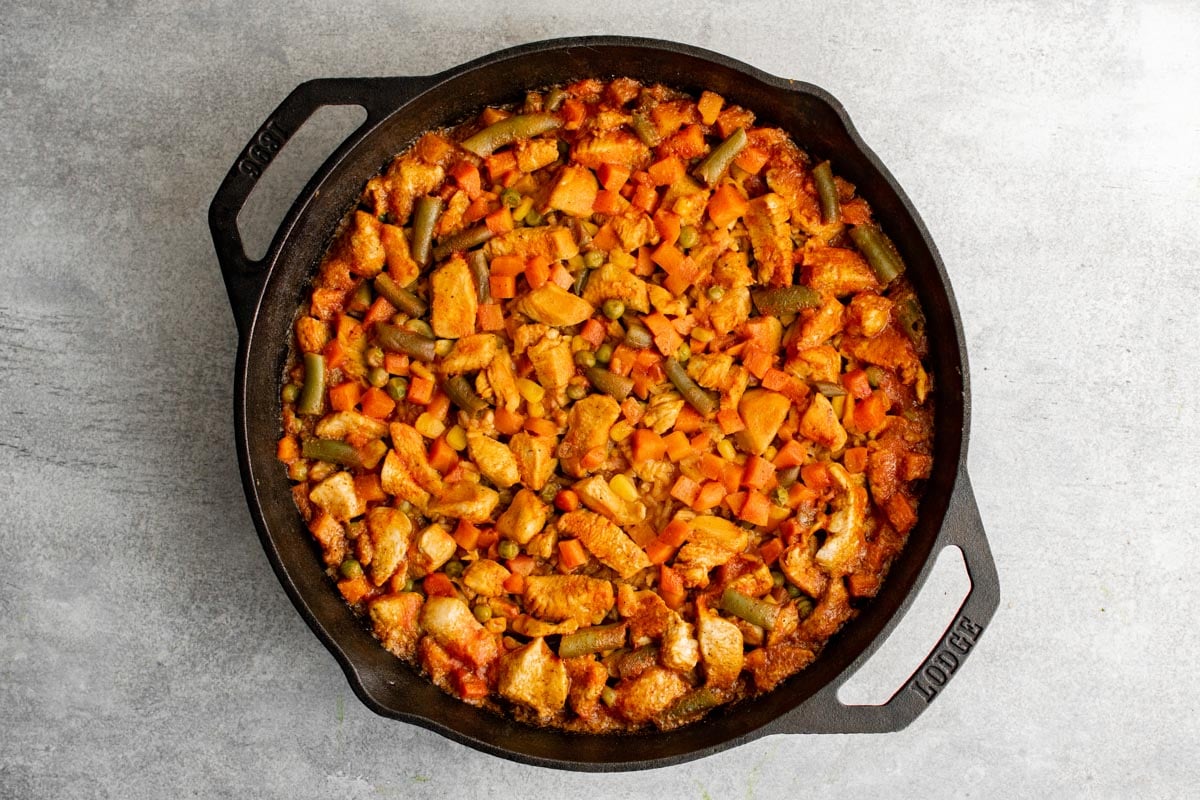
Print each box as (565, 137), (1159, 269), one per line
(801, 241), (881, 297)
(523, 574), (615, 626)
(614, 666), (689, 724)
(515, 283), (595, 327)
(430, 255), (478, 339)
(440, 333), (499, 375)
(571, 130), (652, 170)
(511, 615), (579, 637)
(466, 432), (520, 489)
(368, 592), (424, 659)
(792, 345), (841, 385)
(743, 315), (783, 355)
(381, 155), (444, 225)
(309, 472), (365, 522)
(582, 263), (650, 313)
(527, 332), (574, 393)
(508, 433), (558, 491)
(697, 604), (744, 689)
(485, 346), (521, 411)
(674, 516), (750, 587)
(842, 328), (921, 384)
(712, 249), (754, 288)
(744, 641), (816, 692)
(514, 138), (560, 173)
(765, 164), (839, 242)
(690, 515), (750, 551)
(308, 511), (347, 566)
(798, 575), (853, 641)
(609, 208), (657, 251)
(315, 411), (389, 442)
(379, 222), (420, 287)
(848, 293), (893, 338)
(427, 481), (500, 523)
(779, 538), (829, 598)
(671, 186), (708, 227)
(419, 596), (501, 670)
(365, 507), (413, 587)
(558, 510), (652, 580)
(295, 317), (330, 354)
(647, 282), (688, 317)
(703, 285), (751, 332)
(462, 559), (512, 597)
(346, 210), (386, 277)
(866, 437), (905, 504)
(565, 656), (610, 719)
(560, 395), (620, 477)
(496, 489), (550, 545)
(724, 560), (775, 599)
(793, 295), (846, 351)
(616, 583), (673, 642)
(498, 638), (569, 718)
(660, 614), (700, 672)
(433, 189), (470, 239)
(409, 523), (456, 577)
(379, 450), (431, 510)
(547, 165), (600, 218)
(816, 464), (867, 576)
(798, 393), (847, 452)
(744, 194), (794, 287)
(487, 225), (579, 261)
(640, 391), (685, 435)
(388, 423), (446, 495)
(511, 323), (550, 356)
(734, 389), (791, 456)
(686, 354), (735, 392)
(573, 475), (647, 527)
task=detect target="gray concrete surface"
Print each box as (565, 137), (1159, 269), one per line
(2, 1), (1198, 797)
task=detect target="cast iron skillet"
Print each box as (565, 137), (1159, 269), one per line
(209, 36), (999, 771)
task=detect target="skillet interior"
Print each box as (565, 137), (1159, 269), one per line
(235, 38), (968, 769)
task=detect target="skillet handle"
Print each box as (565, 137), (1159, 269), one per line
(767, 469), (999, 734)
(208, 76), (432, 337)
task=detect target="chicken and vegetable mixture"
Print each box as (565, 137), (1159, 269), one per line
(276, 78), (934, 731)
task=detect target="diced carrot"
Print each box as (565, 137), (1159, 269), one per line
(558, 539), (589, 572)
(449, 161), (482, 199)
(493, 407), (525, 435)
(854, 391), (888, 433)
(733, 146), (769, 175)
(801, 462), (832, 494)
(844, 446), (869, 474)
(593, 189), (622, 215)
(363, 296), (397, 327)
(554, 489), (581, 512)
(741, 455), (777, 490)
(763, 368), (809, 402)
(483, 151), (518, 183)
(630, 362), (661, 400)
(550, 262), (573, 290)
(653, 210), (681, 247)
(631, 429), (667, 465)
(697, 90), (724, 125)
(788, 482), (819, 509)
(360, 387), (396, 419)
(562, 98), (586, 129)
(506, 554), (536, 576)
(647, 156), (685, 186)
(328, 381), (361, 412)
(338, 575), (374, 604)
(707, 184), (750, 227)
(670, 475), (702, 505)
(650, 242), (686, 274)
(725, 491), (747, 516)
(424, 573), (456, 598)
(665, 124), (706, 160)
(485, 206), (514, 235)
(427, 392), (451, 422)
(383, 352), (409, 375)
(407, 375), (434, 405)
(635, 245), (655, 276)
(657, 520), (689, 548)
(841, 369), (872, 399)
(451, 669), (490, 701)
(276, 435), (300, 462)
(738, 490), (771, 526)
(502, 572), (525, 594)
(581, 318), (607, 348)
(673, 405), (705, 434)
(885, 493), (917, 532)
(659, 564), (686, 609)
(490, 254), (526, 277)
(663, 431), (692, 462)
(477, 302), (505, 331)
(716, 408), (746, 435)
(699, 453), (726, 481)
(644, 538), (676, 566)
(642, 312), (684, 358)
(580, 446), (607, 471)
(524, 417), (558, 437)
(524, 255), (551, 289)
(743, 347), (774, 380)
(631, 182), (659, 213)
(597, 162), (631, 191)
(476, 527), (499, 550)
(621, 397), (645, 424)
(453, 519), (481, 551)
(608, 344), (637, 377)
(773, 439), (808, 469)
(693, 480), (727, 512)
(689, 430), (712, 453)
(758, 537), (785, 566)
(489, 274), (516, 299)
(463, 195), (491, 224)
(591, 222), (621, 251)
(428, 436), (459, 474)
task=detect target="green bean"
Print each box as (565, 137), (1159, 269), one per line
(469, 250), (491, 304)
(296, 352), (326, 416)
(302, 438), (361, 467)
(814, 381), (846, 397)
(497, 539), (520, 560)
(665, 687), (722, 719)
(443, 376), (488, 414)
(385, 377), (408, 402)
(545, 88), (566, 112)
(374, 273), (428, 317)
(595, 343), (613, 364)
(403, 318), (434, 338)
(586, 367), (634, 401)
(572, 267), (591, 296)
(431, 224), (494, 262)
(664, 357), (717, 416)
(558, 623), (628, 659)
(719, 587), (782, 631)
(410, 196), (442, 267)
(574, 349), (597, 368)
(897, 298), (925, 343)
(751, 285), (821, 316)
(849, 225), (904, 286)
(618, 645), (659, 678)
(632, 112), (662, 147)
(812, 160), (841, 225)
(694, 127), (747, 187)
(500, 188), (521, 208)
(677, 225), (699, 249)
(339, 559), (364, 580)
(602, 299), (625, 320)
(376, 323), (437, 362)
(281, 383), (300, 404)
(624, 324), (653, 350)
(460, 113), (564, 157)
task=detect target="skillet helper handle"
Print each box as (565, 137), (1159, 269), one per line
(208, 76), (428, 337)
(769, 469), (999, 734)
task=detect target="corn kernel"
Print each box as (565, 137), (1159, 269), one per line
(831, 395), (846, 417)
(446, 425), (468, 451)
(571, 335), (589, 352)
(415, 412), (446, 439)
(517, 378), (544, 404)
(485, 616), (508, 634)
(410, 361), (433, 381)
(609, 473), (639, 502)
(610, 250), (635, 269)
(691, 327), (715, 343)
(763, 445), (778, 462)
(434, 338), (454, 357)
(513, 196), (534, 222)
(717, 439), (738, 462)
(610, 420), (634, 442)
(527, 401), (545, 419)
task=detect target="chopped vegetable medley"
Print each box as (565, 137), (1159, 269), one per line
(277, 78), (935, 732)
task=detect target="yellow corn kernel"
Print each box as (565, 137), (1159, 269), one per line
(571, 335), (589, 352)
(717, 439), (738, 462)
(610, 250), (635, 269)
(527, 401), (545, 419)
(691, 327), (715, 343)
(763, 445), (778, 462)
(434, 339), (454, 357)
(415, 412), (446, 439)
(831, 394), (846, 418)
(513, 196), (534, 222)
(609, 473), (639, 503)
(410, 361), (434, 381)
(517, 378), (545, 404)
(485, 616), (508, 634)
(610, 420), (634, 442)
(446, 425), (468, 451)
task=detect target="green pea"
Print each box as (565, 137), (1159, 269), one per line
(434, 338), (454, 358)
(366, 346), (385, 368)
(602, 299), (625, 320)
(368, 367), (390, 388)
(675, 342), (691, 363)
(786, 583), (803, 599)
(771, 570), (786, 588)
(583, 250), (605, 269)
(566, 383), (588, 401)
(595, 343), (614, 364)
(281, 383), (301, 404)
(524, 209), (544, 227)
(402, 577), (416, 592)
(386, 377), (409, 402)
(706, 285), (725, 301)
(498, 540), (520, 560)
(443, 560), (464, 578)
(339, 559), (364, 580)
(678, 225), (699, 249)
(501, 188), (521, 208)
(473, 604), (494, 623)
(574, 349), (597, 368)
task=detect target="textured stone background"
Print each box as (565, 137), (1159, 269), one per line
(2, 1), (1198, 797)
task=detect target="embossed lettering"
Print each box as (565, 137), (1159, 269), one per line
(908, 613), (987, 703)
(959, 616), (983, 637)
(924, 664), (947, 686)
(236, 119), (289, 181)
